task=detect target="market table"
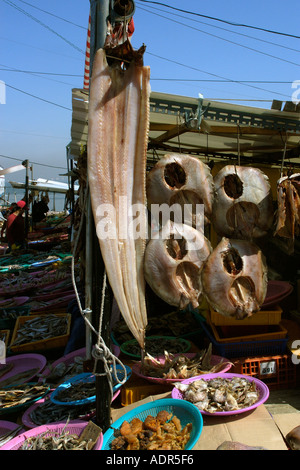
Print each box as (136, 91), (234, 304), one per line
(111, 391), (288, 450)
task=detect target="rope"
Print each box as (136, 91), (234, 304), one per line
(71, 186), (128, 398)
(280, 136), (288, 178)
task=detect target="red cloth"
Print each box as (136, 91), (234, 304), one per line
(6, 213), (25, 245)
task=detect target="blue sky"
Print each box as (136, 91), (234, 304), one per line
(1, 0), (299, 182)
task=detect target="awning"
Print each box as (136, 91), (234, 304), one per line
(69, 88), (300, 169)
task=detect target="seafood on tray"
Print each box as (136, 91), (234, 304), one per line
(55, 381), (96, 403)
(111, 410), (192, 450)
(88, 40), (150, 349)
(201, 237), (268, 319)
(146, 153), (214, 227)
(29, 395), (95, 427)
(45, 356), (84, 384)
(175, 376), (259, 413)
(212, 165), (273, 239)
(0, 384), (49, 410)
(144, 221), (212, 309)
(19, 427), (95, 451)
(141, 345), (231, 380)
(10, 315), (69, 347)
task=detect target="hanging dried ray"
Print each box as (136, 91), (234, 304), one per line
(144, 221), (212, 309)
(201, 237), (268, 319)
(212, 165), (274, 239)
(274, 173), (300, 240)
(146, 153), (214, 228)
(87, 41), (150, 349)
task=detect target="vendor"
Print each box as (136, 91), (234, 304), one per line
(6, 200), (27, 251)
(32, 195), (49, 224)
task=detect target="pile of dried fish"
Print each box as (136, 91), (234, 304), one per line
(175, 376), (259, 413)
(10, 315), (69, 346)
(122, 336), (189, 358)
(113, 310), (201, 345)
(141, 345), (230, 379)
(20, 429), (94, 450)
(0, 425), (23, 447)
(0, 384), (49, 411)
(55, 381), (96, 403)
(0, 267), (70, 295)
(111, 410), (192, 450)
(29, 396), (95, 426)
(0, 367), (40, 388)
(44, 356), (84, 384)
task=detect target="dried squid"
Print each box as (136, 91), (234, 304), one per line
(88, 41), (150, 348)
(212, 165), (273, 239)
(201, 237), (267, 319)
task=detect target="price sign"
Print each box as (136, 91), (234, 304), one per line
(260, 360), (276, 376)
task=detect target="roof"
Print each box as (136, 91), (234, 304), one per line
(69, 88), (300, 170)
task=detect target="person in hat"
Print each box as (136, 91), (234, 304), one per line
(5, 200), (27, 251)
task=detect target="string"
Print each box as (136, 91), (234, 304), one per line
(237, 121), (241, 166)
(71, 186), (128, 398)
(280, 133), (288, 178)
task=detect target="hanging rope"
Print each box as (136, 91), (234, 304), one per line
(280, 133), (288, 178)
(237, 121), (241, 166)
(71, 186), (128, 398)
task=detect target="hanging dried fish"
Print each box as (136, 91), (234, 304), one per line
(274, 173), (300, 240)
(144, 221), (212, 309)
(212, 165), (273, 239)
(88, 41), (150, 349)
(146, 153), (214, 227)
(201, 237), (268, 319)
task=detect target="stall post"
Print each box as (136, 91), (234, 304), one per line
(87, 0), (112, 432)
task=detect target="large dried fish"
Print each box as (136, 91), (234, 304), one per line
(146, 153), (214, 227)
(88, 41), (150, 349)
(201, 237), (267, 319)
(144, 221), (212, 309)
(212, 165), (273, 239)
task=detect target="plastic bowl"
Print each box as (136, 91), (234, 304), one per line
(50, 365), (132, 406)
(1, 420), (103, 450)
(132, 353), (232, 385)
(102, 398), (203, 450)
(171, 372), (269, 416)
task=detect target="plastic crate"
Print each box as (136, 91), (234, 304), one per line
(200, 319), (288, 358)
(9, 314), (71, 353)
(0, 305), (31, 330)
(209, 305), (282, 326)
(120, 375), (172, 406)
(231, 354), (297, 390)
(207, 312), (287, 343)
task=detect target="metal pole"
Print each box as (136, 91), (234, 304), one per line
(22, 159), (29, 239)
